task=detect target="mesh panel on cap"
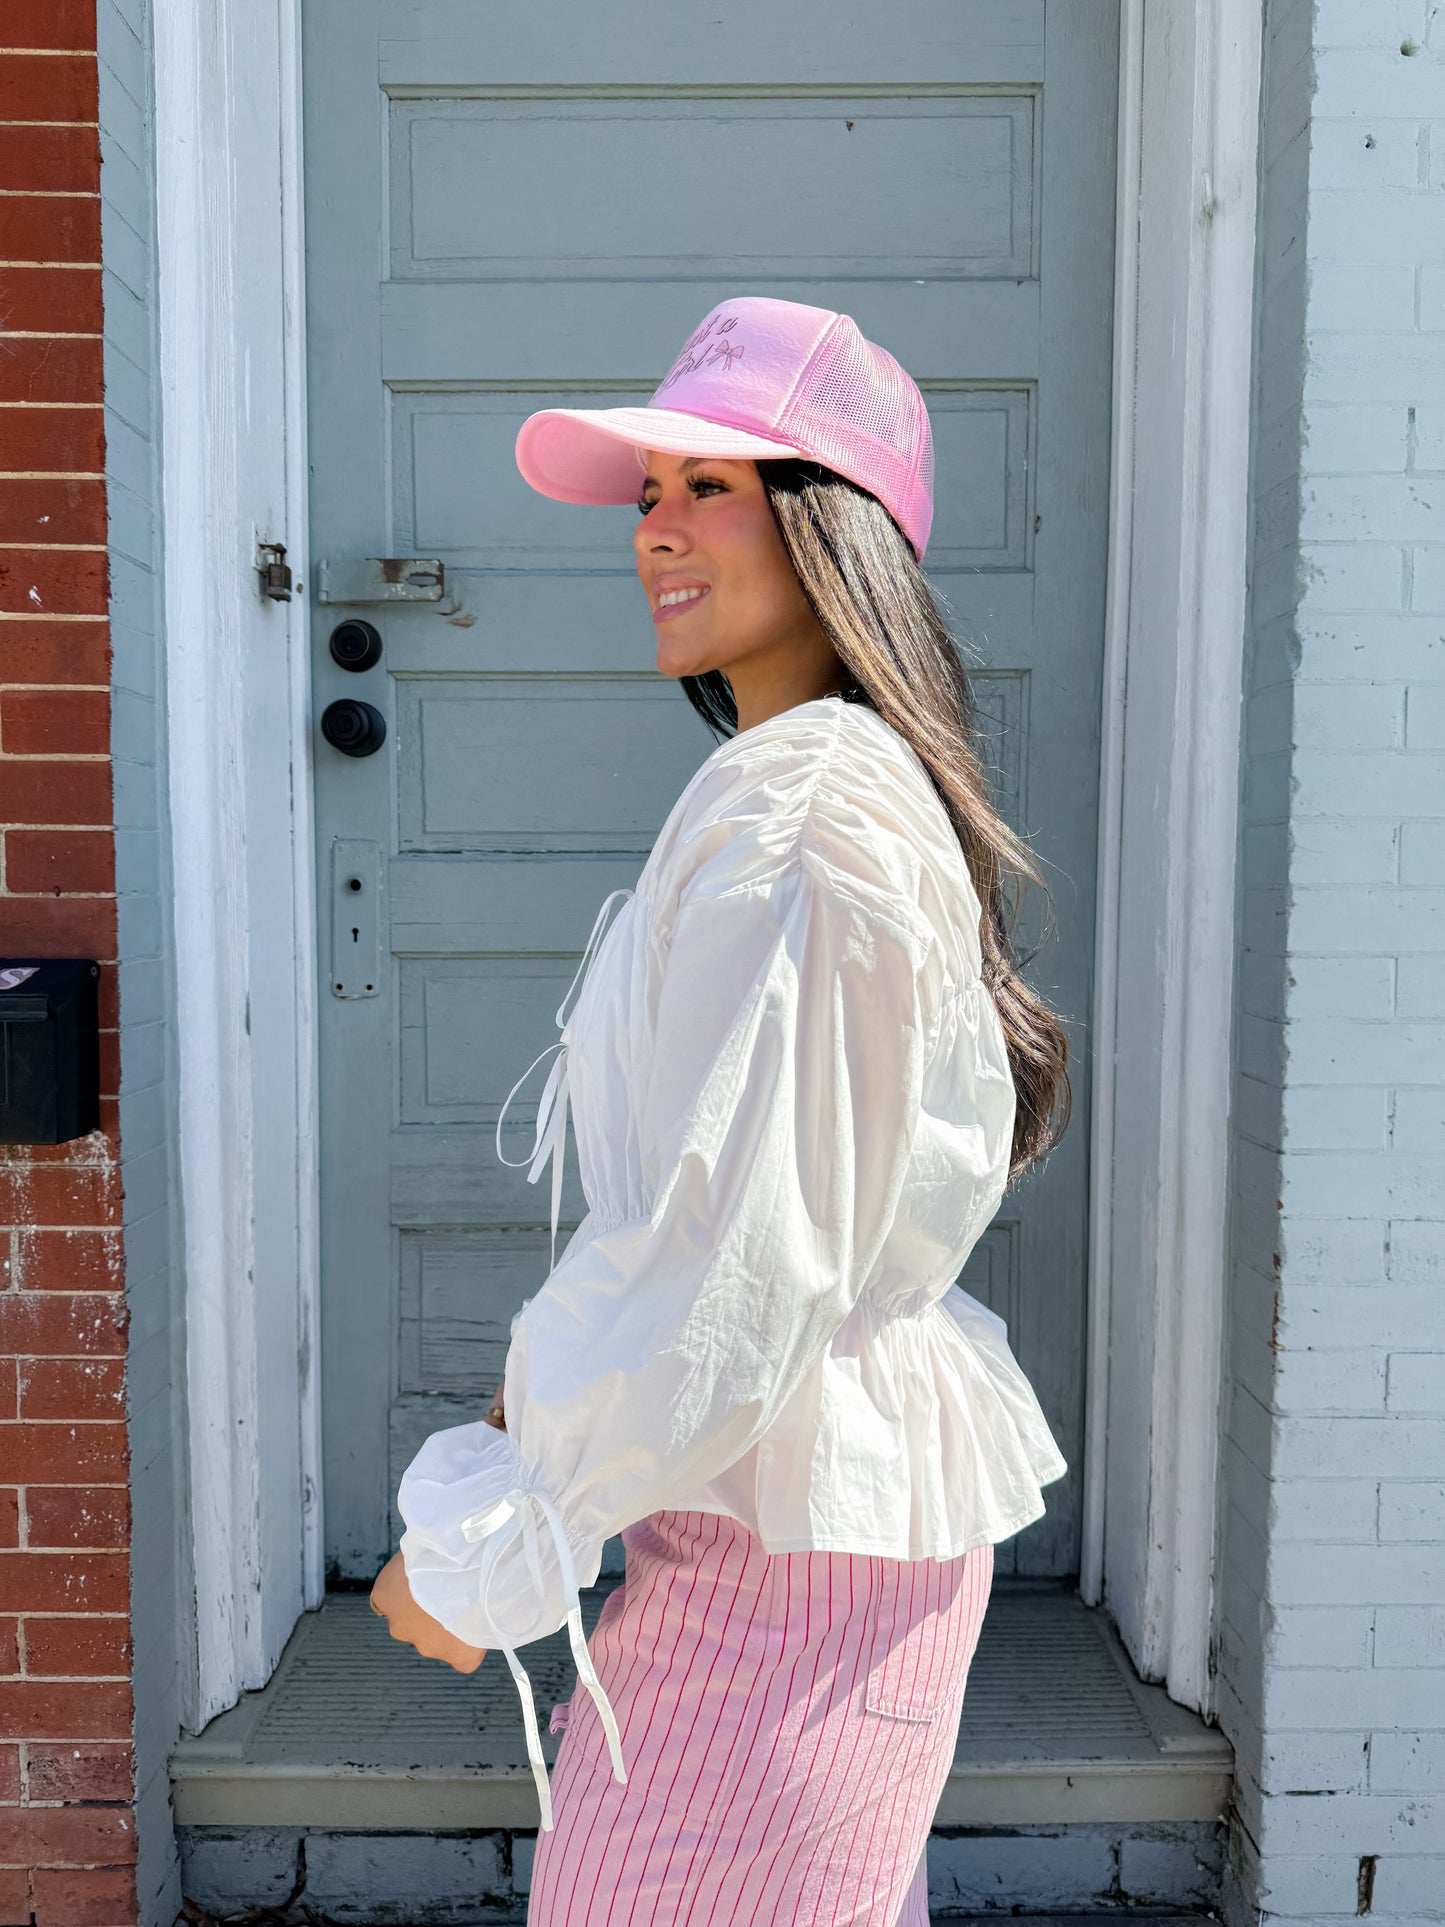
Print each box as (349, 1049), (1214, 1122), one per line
(916, 406), (935, 501)
(774, 318), (933, 554)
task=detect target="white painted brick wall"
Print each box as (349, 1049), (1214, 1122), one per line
(1224, 4), (1445, 1921)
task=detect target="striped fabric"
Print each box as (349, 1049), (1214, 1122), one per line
(529, 1508), (994, 1925)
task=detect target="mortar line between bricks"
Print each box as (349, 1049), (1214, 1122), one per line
(19, 1542), (134, 1552)
(7, 1800), (131, 1811)
(14, 1549), (132, 1564)
(13, 1676), (134, 1684)
(11, 1356), (126, 1372)
(10, 1425), (129, 1441)
(3, 1425), (129, 1441)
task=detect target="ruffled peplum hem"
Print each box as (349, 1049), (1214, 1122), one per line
(739, 1283), (1069, 1564)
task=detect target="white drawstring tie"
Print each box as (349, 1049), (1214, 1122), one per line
(460, 1486), (628, 1830)
(495, 886), (635, 1273)
(482, 888), (636, 1827)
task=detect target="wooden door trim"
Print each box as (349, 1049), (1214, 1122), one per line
(1085, 0), (1263, 1717)
(154, 0), (323, 1727)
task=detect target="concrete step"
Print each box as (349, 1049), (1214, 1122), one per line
(172, 1580), (1233, 1921)
(173, 1581), (1233, 1829)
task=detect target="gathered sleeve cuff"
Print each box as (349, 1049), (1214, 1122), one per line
(397, 1421), (536, 1649)
(396, 1419), (627, 1831)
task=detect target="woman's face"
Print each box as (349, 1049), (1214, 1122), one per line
(632, 451), (829, 688)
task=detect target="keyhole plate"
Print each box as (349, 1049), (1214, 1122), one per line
(331, 838), (381, 999)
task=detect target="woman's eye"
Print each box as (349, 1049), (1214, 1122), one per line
(635, 476), (726, 516)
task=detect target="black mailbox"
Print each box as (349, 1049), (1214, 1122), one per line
(0, 959), (101, 1146)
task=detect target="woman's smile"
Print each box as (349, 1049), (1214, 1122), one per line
(651, 578), (712, 624)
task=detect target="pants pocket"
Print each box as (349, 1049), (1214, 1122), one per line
(863, 1544), (993, 1724)
(864, 1671), (942, 1722)
(863, 1563), (946, 1723)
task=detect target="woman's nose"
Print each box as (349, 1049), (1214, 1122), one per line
(634, 502), (689, 555)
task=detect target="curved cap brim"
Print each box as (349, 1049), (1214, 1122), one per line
(515, 406), (808, 506)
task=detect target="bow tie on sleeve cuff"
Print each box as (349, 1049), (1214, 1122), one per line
(397, 1423), (627, 1832)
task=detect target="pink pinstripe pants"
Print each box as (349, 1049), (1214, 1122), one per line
(529, 1508), (994, 1926)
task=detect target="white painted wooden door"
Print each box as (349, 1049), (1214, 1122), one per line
(302, 0), (1118, 1581)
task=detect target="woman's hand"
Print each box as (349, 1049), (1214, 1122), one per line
(374, 1386), (505, 1668)
(370, 1551), (486, 1673)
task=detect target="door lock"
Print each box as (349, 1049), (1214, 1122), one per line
(329, 619), (383, 672)
(331, 840), (380, 998)
(257, 541), (293, 601)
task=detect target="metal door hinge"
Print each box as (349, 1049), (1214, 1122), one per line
(316, 558), (445, 604)
(257, 541), (294, 602)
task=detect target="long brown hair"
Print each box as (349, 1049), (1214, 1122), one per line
(678, 457), (1071, 1184)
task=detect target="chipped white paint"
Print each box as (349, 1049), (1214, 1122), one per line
(1088, 0), (1262, 1713)
(154, 0), (321, 1727)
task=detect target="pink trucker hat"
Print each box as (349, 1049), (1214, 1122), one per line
(514, 296), (935, 559)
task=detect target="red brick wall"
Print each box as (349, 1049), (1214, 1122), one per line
(1, 4), (138, 1924)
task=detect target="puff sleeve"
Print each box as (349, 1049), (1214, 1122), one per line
(395, 842), (935, 1815)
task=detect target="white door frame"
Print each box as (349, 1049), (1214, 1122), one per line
(1081, 0), (1262, 1715)
(157, 0), (1260, 1722)
(154, 0), (322, 1729)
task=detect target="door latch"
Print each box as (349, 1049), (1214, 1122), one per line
(315, 558), (445, 604)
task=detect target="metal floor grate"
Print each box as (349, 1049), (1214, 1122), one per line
(958, 1595), (1155, 1745)
(172, 1581), (1233, 1829)
(245, 1586), (613, 1765)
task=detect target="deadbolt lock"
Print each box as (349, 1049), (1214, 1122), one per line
(329, 619), (383, 672)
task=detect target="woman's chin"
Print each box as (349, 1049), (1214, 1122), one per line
(656, 637), (723, 681)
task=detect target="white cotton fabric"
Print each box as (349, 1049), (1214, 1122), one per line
(399, 694), (1068, 1665)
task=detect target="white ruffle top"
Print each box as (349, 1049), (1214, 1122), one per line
(397, 692), (1067, 1827)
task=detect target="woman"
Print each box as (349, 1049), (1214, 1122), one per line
(371, 296), (1070, 1926)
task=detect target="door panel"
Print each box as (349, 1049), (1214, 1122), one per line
(302, 0), (1118, 1581)
(387, 95), (1037, 281)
